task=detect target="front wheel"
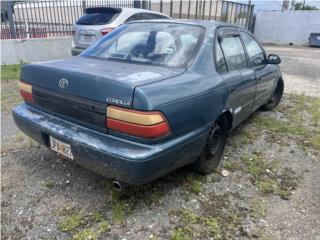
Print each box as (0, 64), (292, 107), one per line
(261, 78), (284, 111)
(194, 122), (226, 174)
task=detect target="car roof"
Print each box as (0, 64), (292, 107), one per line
(126, 18), (246, 30)
(85, 7), (169, 17)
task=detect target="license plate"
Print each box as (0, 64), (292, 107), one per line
(50, 136), (73, 160)
(80, 35), (94, 43)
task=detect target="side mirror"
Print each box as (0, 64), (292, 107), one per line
(267, 54), (281, 65)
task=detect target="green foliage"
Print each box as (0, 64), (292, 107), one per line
(1, 64), (22, 81)
(171, 226), (193, 240)
(293, 2), (318, 10)
(184, 174), (203, 195)
(44, 181), (55, 189)
(240, 151), (299, 199)
(73, 229), (97, 240)
(59, 213), (86, 232)
(250, 198), (267, 219)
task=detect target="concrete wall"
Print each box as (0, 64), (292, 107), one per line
(254, 10), (320, 45)
(1, 37), (72, 65)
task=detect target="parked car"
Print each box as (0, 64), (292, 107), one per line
(71, 7), (169, 56)
(13, 20), (283, 189)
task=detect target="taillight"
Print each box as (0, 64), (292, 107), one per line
(106, 106), (171, 139)
(19, 81), (33, 102)
(100, 27), (114, 36)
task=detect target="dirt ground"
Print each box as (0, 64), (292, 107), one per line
(1, 45), (320, 240)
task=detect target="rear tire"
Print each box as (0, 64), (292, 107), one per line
(194, 121), (226, 174)
(261, 78), (284, 111)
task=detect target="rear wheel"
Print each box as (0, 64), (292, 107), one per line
(261, 78), (284, 111)
(194, 121), (226, 174)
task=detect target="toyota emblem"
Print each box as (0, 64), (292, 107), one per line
(59, 78), (69, 88)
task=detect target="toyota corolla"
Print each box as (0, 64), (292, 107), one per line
(13, 20), (283, 186)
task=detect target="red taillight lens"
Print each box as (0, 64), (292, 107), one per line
(100, 27), (114, 36)
(19, 81), (33, 102)
(106, 106), (171, 139)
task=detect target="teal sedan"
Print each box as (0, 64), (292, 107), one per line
(13, 20), (283, 189)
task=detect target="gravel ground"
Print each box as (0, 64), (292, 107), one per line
(1, 45), (320, 240)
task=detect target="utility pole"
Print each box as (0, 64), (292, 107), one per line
(282, 0), (289, 11)
(6, 1), (17, 39)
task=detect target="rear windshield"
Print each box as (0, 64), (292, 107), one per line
(81, 23), (205, 68)
(76, 8), (121, 25)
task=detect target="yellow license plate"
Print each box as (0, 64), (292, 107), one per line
(50, 136), (73, 160)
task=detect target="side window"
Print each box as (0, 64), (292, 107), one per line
(157, 14), (169, 19)
(241, 32), (265, 67)
(126, 13), (143, 22)
(220, 35), (247, 71)
(215, 42), (227, 73)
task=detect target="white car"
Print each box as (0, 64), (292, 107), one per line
(71, 7), (169, 55)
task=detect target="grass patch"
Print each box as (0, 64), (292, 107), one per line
(73, 228), (97, 240)
(59, 210), (110, 239)
(253, 94), (320, 151)
(184, 174), (203, 195)
(103, 180), (166, 225)
(249, 198), (267, 219)
(170, 208), (222, 240)
(240, 152), (299, 199)
(1, 79), (22, 112)
(59, 213), (86, 232)
(170, 194), (242, 239)
(1, 64), (22, 81)
(229, 127), (258, 147)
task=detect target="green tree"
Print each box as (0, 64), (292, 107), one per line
(293, 1), (318, 10)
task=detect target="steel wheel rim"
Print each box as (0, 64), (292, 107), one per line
(205, 124), (222, 159)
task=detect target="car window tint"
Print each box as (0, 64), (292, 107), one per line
(220, 36), (247, 71)
(76, 8), (120, 25)
(241, 32), (265, 66)
(215, 43), (227, 73)
(126, 13), (143, 22)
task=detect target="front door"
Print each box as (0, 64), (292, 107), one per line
(239, 31), (276, 110)
(216, 28), (256, 126)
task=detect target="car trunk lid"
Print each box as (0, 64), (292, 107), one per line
(21, 57), (184, 129)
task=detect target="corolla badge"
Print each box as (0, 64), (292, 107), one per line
(59, 78), (69, 88)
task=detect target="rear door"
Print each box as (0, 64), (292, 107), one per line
(216, 28), (256, 126)
(74, 8), (121, 48)
(239, 31), (276, 110)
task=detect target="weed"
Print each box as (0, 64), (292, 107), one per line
(91, 212), (103, 223)
(223, 161), (241, 172)
(59, 213), (86, 232)
(250, 198), (267, 219)
(98, 220), (110, 234)
(185, 174), (203, 195)
(73, 228), (97, 240)
(171, 226), (193, 240)
(44, 181), (54, 189)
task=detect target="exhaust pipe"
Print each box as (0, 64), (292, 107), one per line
(112, 180), (128, 192)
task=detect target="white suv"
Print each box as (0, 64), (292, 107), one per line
(71, 7), (169, 55)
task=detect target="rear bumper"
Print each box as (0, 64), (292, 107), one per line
(12, 103), (208, 185)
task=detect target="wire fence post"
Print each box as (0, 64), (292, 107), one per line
(82, 0), (87, 13)
(6, 1), (17, 39)
(133, 0), (141, 8)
